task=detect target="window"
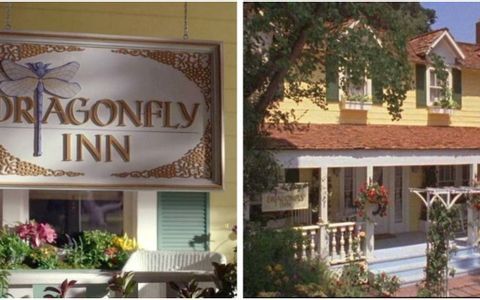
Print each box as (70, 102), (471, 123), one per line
(340, 72), (372, 101)
(344, 168), (355, 210)
(29, 190), (123, 245)
(438, 166), (455, 187)
(427, 67), (452, 106)
(394, 167), (403, 223)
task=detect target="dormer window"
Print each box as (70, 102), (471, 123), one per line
(413, 30), (464, 113)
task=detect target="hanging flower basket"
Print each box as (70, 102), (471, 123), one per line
(354, 181), (389, 218)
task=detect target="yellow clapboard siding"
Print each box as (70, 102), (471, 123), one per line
(278, 68), (480, 128)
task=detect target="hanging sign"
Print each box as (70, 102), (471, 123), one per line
(262, 183), (309, 212)
(0, 31), (223, 190)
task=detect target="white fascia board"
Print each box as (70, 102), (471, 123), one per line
(274, 149), (480, 169)
(427, 31), (465, 60)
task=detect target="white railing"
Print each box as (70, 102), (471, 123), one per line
(293, 224), (321, 260)
(294, 221), (367, 265)
(328, 221), (366, 265)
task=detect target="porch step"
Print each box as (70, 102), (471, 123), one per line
(369, 246), (480, 286)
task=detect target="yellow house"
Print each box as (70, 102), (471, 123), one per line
(256, 22), (480, 285)
(0, 3), (236, 298)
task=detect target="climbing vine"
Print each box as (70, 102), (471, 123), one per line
(428, 53), (458, 109)
(417, 202), (459, 297)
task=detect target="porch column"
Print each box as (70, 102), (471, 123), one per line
(1, 189), (29, 226)
(468, 163), (479, 245)
(365, 165), (374, 259)
(318, 167), (329, 260)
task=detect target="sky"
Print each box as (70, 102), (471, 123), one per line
(421, 2), (480, 43)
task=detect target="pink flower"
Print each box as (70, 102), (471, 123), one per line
(15, 220), (57, 248)
(38, 223), (57, 244)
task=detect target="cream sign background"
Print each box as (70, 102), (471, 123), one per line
(0, 32), (223, 190)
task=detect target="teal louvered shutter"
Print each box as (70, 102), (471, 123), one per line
(452, 68), (462, 108)
(372, 78), (383, 104)
(416, 64), (427, 108)
(325, 56), (339, 102)
(157, 192), (209, 251)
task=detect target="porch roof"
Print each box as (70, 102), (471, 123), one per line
(265, 124), (480, 151)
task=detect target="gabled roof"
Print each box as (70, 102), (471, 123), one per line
(408, 28), (466, 63)
(265, 124), (480, 151)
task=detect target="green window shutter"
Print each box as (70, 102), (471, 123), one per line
(325, 56), (339, 102)
(372, 78), (383, 104)
(452, 68), (462, 108)
(157, 192), (209, 251)
(416, 64), (427, 108)
(285, 168), (299, 183)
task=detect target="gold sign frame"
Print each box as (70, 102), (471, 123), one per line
(0, 31), (224, 190)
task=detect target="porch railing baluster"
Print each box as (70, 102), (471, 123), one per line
(347, 225), (354, 259)
(301, 231), (308, 260)
(310, 230), (316, 259)
(293, 221), (367, 265)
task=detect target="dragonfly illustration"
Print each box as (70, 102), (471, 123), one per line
(0, 60), (81, 157)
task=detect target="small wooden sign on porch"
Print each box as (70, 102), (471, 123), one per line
(261, 183), (309, 212)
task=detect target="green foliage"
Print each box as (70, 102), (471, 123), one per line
(244, 224), (401, 297)
(0, 229), (31, 269)
(80, 230), (114, 268)
(244, 3), (436, 198)
(0, 270), (12, 298)
(345, 94), (371, 103)
(244, 224), (333, 297)
(369, 272), (401, 297)
(169, 279), (209, 298)
(418, 202), (459, 297)
(168, 262), (237, 298)
(43, 279), (77, 298)
(429, 53), (459, 109)
(27, 244), (59, 269)
(63, 237), (88, 269)
(329, 263), (400, 297)
(107, 271), (137, 298)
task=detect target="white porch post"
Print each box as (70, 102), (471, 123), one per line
(318, 167), (330, 260)
(468, 163), (479, 245)
(365, 166), (374, 259)
(1, 189), (29, 226)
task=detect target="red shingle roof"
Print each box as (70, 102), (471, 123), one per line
(408, 28), (447, 57)
(266, 124), (480, 151)
(407, 28), (480, 70)
(458, 42), (480, 69)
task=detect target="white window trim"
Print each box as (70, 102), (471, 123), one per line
(338, 71), (372, 102)
(426, 66), (452, 107)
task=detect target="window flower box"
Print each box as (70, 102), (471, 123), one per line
(427, 106), (454, 116)
(340, 100), (372, 111)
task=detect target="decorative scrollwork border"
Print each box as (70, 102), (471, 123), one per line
(0, 145), (83, 177)
(110, 48), (214, 179)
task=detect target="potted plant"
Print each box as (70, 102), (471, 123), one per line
(340, 94), (372, 111)
(354, 181), (389, 219)
(2, 220), (138, 298)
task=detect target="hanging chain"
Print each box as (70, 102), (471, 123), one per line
(183, 2), (189, 40)
(4, 2), (12, 31)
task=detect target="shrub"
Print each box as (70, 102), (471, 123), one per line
(0, 229), (31, 269)
(244, 223), (332, 297)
